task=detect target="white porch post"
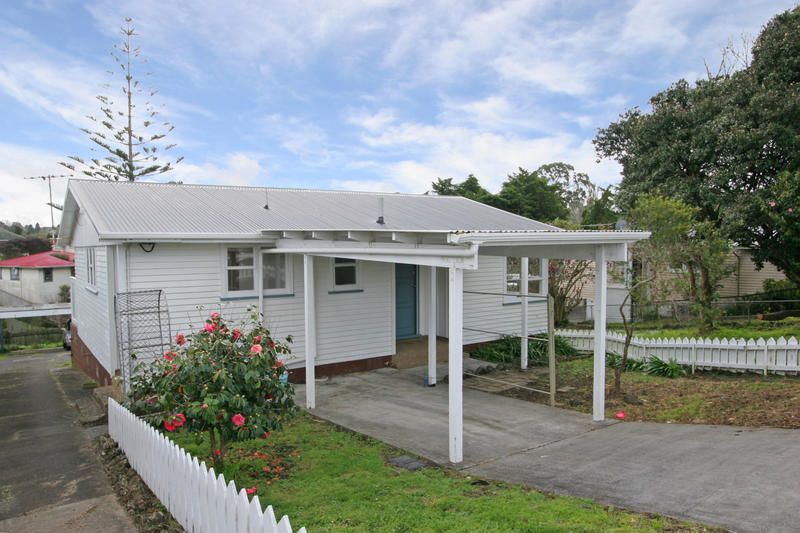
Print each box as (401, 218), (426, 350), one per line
(428, 266), (437, 386)
(593, 246), (608, 421)
(303, 254), (317, 409)
(448, 266), (464, 463)
(520, 257), (529, 370)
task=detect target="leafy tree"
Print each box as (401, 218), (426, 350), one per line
(128, 311), (297, 469)
(536, 162), (596, 223)
(60, 18), (182, 181)
(431, 174), (494, 204)
(581, 187), (619, 228)
(0, 237), (52, 260)
(495, 168), (569, 222)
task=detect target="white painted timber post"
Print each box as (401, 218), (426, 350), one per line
(448, 266), (464, 464)
(428, 266), (437, 386)
(593, 246), (608, 422)
(303, 254), (317, 409)
(520, 257), (529, 370)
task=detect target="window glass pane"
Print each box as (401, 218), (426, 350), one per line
(227, 269), (254, 291)
(334, 257), (355, 266)
(528, 259), (541, 277)
(43, 268), (53, 282)
(506, 279), (520, 293)
(11, 268), (19, 281)
(263, 254), (287, 290)
(528, 280), (541, 294)
(335, 265), (357, 286)
(506, 257), (520, 276)
(227, 248), (254, 267)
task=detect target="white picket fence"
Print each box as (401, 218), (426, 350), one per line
(556, 328), (800, 374)
(108, 399), (306, 533)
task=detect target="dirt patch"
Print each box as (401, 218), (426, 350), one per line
(467, 357), (800, 428)
(95, 435), (182, 532)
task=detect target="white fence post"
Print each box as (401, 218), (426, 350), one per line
(107, 399), (307, 533)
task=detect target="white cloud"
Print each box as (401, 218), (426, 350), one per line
(0, 143), (70, 226)
(171, 152), (268, 187)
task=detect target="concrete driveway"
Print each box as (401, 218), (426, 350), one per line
(299, 364), (800, 533)
(0, 350), (134, 532)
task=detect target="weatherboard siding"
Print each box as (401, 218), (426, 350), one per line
(73, 245), (112, 371)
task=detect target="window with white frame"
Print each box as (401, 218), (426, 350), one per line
(262, 252), (293, 296)
(43, 268), (53, 282)
(0, 268), (3, 279)
(10, 267), (19, 281)
(504, 257), (544, 303)
(332, 257), (359, 291)
(225, 247), (255, 293)
(86, 248), (96, 286)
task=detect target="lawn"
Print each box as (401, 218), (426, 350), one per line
(475, 357), (800, 428)
(171, 414), (710, 532)
(605, 318), (800, 341)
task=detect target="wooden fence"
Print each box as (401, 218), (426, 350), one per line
(556, 329), (800, 374)
(108, 399), (306, 533)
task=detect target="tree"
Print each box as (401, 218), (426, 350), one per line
(129, 311), (297, 469)
(431, 174), (494, 204)
(536, 162), (596, 223)
(495, 168), (569, 222)
(60, 18), (182, 181)
(581, 187), (619, 228)
(546, 219), (593, 325)
(0, 236), (52, 260)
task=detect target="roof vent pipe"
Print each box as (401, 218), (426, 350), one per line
(376, 197), (385, 224)
(264, 189), (269, 210)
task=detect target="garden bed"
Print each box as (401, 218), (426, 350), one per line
(470, 357), (800, 428)
(165, 413), (713, 532)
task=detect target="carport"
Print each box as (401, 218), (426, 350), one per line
(269, 228), (648, 463)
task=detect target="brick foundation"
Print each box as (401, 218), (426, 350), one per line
(288, 355), (393, 383)
(71, 324), (112, 386)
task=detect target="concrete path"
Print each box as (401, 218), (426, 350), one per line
(0, 350), (135, 532)
(300, 364), (800, 533)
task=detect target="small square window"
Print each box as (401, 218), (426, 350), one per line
(333, 258), (358, 289)
(224, 247), (256, 294)
(262, 253), (293, 295)
(10, 268), (19, 281)
(43, 268), (53, 282)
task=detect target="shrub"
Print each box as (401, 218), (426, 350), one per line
(128, 310), (297, 468)
(471, 334), (578, 365)
(645, 356), (687, 378)
(606, 352), (646, 372)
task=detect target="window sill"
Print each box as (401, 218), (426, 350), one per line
(264, 293), (295, 299)
(85, 286), (99, 295)
(220, 294), (257, 301)
(328, 288), (364, 295)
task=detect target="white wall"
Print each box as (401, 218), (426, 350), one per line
(73, 245), (112, 371)
(0, 266), (71, 304)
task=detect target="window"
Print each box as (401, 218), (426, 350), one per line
(86, 248), (96, 286)
(70, 267), (75, 277)
(0, 268), (3, 280)
(225, 247), (255, 293)
(10, 268), (19, 281)
(262, 253), (293, 295)
(332, 257), (359, 290)
(504, 257), (544, 303)
(43, 268), (53, 282)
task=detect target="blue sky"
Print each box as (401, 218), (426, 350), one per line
(1, 0), (796, 225)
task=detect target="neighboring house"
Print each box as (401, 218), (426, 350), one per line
(57, 180), (646, 462)
(0, 250), (74, 305)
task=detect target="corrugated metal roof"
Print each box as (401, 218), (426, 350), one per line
(67, 180), (557, 238)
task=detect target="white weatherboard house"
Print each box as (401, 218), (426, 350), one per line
(58, 180), (647, 463)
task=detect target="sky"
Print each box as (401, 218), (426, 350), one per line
(1, 0), (796, 226)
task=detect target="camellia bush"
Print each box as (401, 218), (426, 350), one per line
(128, 310), (297, 468)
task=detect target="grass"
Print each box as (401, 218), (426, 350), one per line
(171, 415), (708, 532)
(0, 340), (63, 354)
(606, 318), (800, 341)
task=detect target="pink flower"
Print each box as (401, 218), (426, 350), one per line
(164, 419), (177, 432)
(250, 344), (263, 355)
(175, 333), (186, 346)
(210, 311), (220, 321)
(202, 403), (208, 410)
(615, 412), (626, 420)
(246, 486), (257, 495)
(164, 351), (176, 361)
(769, 201), (777, 207)
(254, 335), (262, 344)
(272, 359), (284, 369)
(232, 413), (246, 427)
(172, 413), (186, 428)
(233, 329), (241, 341)
(204, 323), (215, 333)
(789, 208), (795, 213)
(214, 449), (221, 456)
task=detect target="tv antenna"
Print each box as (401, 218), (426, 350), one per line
(23, 174), (73, 244)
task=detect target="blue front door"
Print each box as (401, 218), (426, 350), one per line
(395, 264), (418, 339)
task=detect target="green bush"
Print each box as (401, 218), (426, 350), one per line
(645, 356), (687, 378)
(471, 334), (578, 365)
(606, 352), (646, 372)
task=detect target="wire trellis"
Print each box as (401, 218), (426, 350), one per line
(115, 289), (172, 391)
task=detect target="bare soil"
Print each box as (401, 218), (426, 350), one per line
(466, 357), (800, 428)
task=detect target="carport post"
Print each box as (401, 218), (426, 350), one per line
(428, 266), (437, 386)
(593, 246), (608, 421)
(304, 254), (317, 409)
(520, 257), (529, 369)
(448, 266), (464, 464)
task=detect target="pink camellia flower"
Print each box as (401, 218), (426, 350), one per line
(165, 351), (176, 361)
(769, 200), (777, 207)
(233, 329), (241, 341)
(615, 411), (626, 420)
(204, 323), (215, 333)
(214, 449), (221, 456)
(175, 333), (186, 346)
(232, 413), (246, 427)
(210, 311), (220, 321)
(164, 419), (177, 432)
(272, 360), (284, 369)
(202, 403), (208, 410)
(246, 486), (257, 495)
(789, 208), (795, 213)
(250, 344), (263, 355)
(254, 335), (262, 344)
(173, 413), (186, 427)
